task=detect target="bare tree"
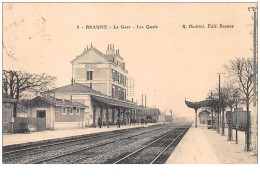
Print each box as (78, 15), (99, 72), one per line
(221, 82), (239, 112)
(224, 57), (254, 151)
(2, 70), (56, 117)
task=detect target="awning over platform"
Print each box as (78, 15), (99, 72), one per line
(185, 99), (216, 109)
(91, 95), (143, 110)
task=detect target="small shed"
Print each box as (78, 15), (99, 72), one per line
(137, 107), (160, 123)
(2, 94), (17, 133)
(27, 96), (87, 130)
(198, 110), (211, 124)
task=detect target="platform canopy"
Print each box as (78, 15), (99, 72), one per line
(91, 95), (144, 110)
(185, 99), (216, 109)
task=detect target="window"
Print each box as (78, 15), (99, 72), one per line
(118, 73), (120, 83)
(112, 86), (115, 98)
(76, 108), (80, 115)
(122, 90), (126, 100)
(68, 108), (73, 115)
(118, 88), (121, 100)
(90, 83), (92, 89)
(87, 71), (93, 80)
(62, 107), (67, 115)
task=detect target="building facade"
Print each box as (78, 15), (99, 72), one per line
(198, 110), (211, 124)
(27, 96), (86, 130)
(136, 107), (161, 123)
(43, 83), (140, 127)
(2, 94), (16, 133)
(71, 44), (128, 101)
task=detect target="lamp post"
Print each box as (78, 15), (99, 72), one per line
(207, 90), (215, 130)
(234, 91), (239, 144)
(217, 73), (225, 134)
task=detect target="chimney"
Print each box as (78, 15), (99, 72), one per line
(118, 49), (120, 54)
(71, 78), (74, 85)
(132, 98), (133, 102)
(142, 94), (143, 106)
(91, 42), (92, 47)
(87, 45), (88, 50)
(70, 95), (73, 103)
(106, 43), (115, 55)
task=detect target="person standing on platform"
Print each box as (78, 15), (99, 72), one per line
(98, 116), (102, 128)
(117, 118), (121, 128)
(107, 119), (109, 128)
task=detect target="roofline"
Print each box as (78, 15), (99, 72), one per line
(71, 46), (112, 64)
(56, 104), (87, 108)
(28, 96), (87, 108)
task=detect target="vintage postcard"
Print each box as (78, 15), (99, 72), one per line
(1, 1), (258, 169)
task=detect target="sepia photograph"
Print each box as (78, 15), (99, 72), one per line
(1, 1), (258, 171)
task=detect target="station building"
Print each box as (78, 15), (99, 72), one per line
(27, 96), (87, 130)
(71, 44), (128, 101)
(43, 44), (142, 129)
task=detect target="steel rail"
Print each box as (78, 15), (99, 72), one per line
(3, 128), (138, 155)
(113, 124), (191, 164)
(112, 127), (183, 164)
(23, 126), (169, 164)
(3, 125), (161, 156)
(149, 126), (190, 164)
(26, 140), (116, 164)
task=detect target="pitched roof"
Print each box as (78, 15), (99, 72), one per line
(44, 83), (106, 96)
(44, 83), (141, 109)
(71, 46), (125, 63)
(71, 46), (115, 63)
(28, 96), (87, 108)
(91, 95), (143, 110)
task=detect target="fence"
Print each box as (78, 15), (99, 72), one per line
(14, 117), (46, 133)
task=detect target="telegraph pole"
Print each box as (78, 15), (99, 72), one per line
(217, 74), (221, 133)
(235, 98), (238, 144)
(217, 73), (225, 134)
(211, 91), (214, 130)
(248, 6), (258, 153)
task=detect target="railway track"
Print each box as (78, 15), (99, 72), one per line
(3, 123), (190, 164)
(26, 125), (177, 164)
(4, 124), (179, 164)
(3, 125), (168, 163)
(112, 124), (191, 164)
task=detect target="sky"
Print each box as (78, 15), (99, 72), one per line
(3, 3), (256, 120)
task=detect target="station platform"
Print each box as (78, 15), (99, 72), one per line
(166, 124), (257, 164)
(2, 123), (161, 147)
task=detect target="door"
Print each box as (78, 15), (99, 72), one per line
(37, 110), (46, 129)
(2, 109), (13, 133)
